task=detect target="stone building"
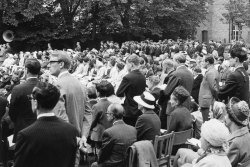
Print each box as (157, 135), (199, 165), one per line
(196, 0), (250, 45)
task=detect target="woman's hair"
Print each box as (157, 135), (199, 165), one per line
(212, 101), (227, 121)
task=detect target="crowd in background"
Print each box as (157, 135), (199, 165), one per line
(0, 38), (250, 167)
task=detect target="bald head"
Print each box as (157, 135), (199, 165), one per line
(108, 103), (124, 120)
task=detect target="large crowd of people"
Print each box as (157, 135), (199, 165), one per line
(0, 38), (250, 167)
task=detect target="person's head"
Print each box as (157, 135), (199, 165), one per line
(25, 58), (41, 76)
(221, 60), (230, 72)
(224, 97), (250, 131)
(106, 103), (124, 122)
(170, 86), (190, 107)
(147, 75), (160, 90)
(200, 119), (230, 151)
(87, 86), (97, 99)
(96, 80), (114, 97)
(210, 101), (227, 121)
(202, 55), (214, 69)
(193, 66), (201, 77)
(49, 51), (71, 77)
(126, 54), (140, 72)
(76, 56), (83, 65)
(173, 53), (186, 65)
(229, 46), (248, 67)
(30, 82), (60, 114)
(134, 91), (155, 112)
(162, 59), (175, 73)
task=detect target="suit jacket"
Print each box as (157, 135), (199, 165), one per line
(135, 110), (161, 142)
(57, 71), (86, 134)
(191, 74), (203, 103)
(9, 78), (39, 142)
(218, 67), (249, 103)
(167, 106), (193, 134)
(217, 45), (225, 57)
(199, 66), (219, 108)
(98, 120), (137, 166)
(90, 98), (112, 142)
(14, 116), (79, 167)
(116, 69), (146, 118)
(161, 65), (194, 114)
(227, 127), (250, 167)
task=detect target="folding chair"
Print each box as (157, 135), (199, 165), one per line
(154, 132), (175, 167)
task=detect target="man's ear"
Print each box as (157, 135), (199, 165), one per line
(59, 61), (65, 69)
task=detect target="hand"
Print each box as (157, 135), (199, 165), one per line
(78, 136), (87, 153)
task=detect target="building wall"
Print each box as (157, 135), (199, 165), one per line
(195, 0), (250, 45)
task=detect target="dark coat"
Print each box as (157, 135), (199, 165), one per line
(167, 106), (193, 134)
(218, 67), (249, 103)
(98, 120), (137, 166)
(116, 69), (146, 118)
(9, 78), (40, 142)
(217, 45), (225, 57)
(135, 110), (161, 142)
(14, 116), (79, 167)
(191, 74), (203, 103)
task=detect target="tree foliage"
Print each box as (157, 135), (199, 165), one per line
(0, 0), (211, 50)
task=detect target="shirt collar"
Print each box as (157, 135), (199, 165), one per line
(228, 127), (249, 141)
(26, 77), (38, 80)
(113, 120), (123, 126)
(58, 71), (69, 78)
(37, 112), (55, 119)
(176, 64), (186, 70)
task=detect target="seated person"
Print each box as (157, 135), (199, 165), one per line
(134, 91), (161, 142)
(167, 86), (193, 134)
(225, 97), (250, 166)
(174, 119), (231, 167)
(209, 101), (227, 121)
(91, 104), (137, 167)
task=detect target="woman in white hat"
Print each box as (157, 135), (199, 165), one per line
(134, 91), (161, 142)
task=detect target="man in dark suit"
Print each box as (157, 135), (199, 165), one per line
(134, 91), (161, 142)
(217, 41), (224, 57)
(218, 46), (249, 103)
(161, 53), (194, 123)
(116, 54), (146, 126)
(14, 82), (79, 167)
(9, 58), (41, 143)
(191, 67), (203, 104)
(199, 56), (219, 122)
(92, 103), (137, 167)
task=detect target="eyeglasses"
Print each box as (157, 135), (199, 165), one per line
(27, 94), (35, 101)
(105, 112), (113, 115)
(49, 60), (61, 64)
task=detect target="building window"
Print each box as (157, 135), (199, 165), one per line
(232, 25), (239, 41)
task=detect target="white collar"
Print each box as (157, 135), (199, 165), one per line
(113, 120), (123, 125)
(37, 112), (55, 119)
(176, 65), (186, 70)
(58, 71), (69, 78)
(26, 77), (38, 80)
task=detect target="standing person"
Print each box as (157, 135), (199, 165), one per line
(224, 97), (250, 167)
(91, 104), (137, 167)
(49, 51), (88, 166)
(116, 54), (146, 126)
(218, 46), (249, 103)
(191, 67), (203, 104)
(199, 55), (219, 122)
(14, 82), (79, 167)
(9, 58), (41, 143)
(160, 53), (193, 128)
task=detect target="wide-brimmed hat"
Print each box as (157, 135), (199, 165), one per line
(228, 97), (250, 126)
(134, 91), (155, 109)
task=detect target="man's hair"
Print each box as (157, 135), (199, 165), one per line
(108, 103), (124, 120)
(204, 55), (214, 64)
(173, 53), (186, 63)
(96, 80), (114, 97)
(172, 86), (190, 104)
(32, 82), (60, 111)
(51, 51), (71, 69)
(162, 59), (174, 69)
(25, 58), (41, 75)
(230, 46), (247, 63)
(126, 54), (140, 66)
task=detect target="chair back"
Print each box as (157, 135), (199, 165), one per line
(173, 128), (193, 146)
(154, 132), (175, 167)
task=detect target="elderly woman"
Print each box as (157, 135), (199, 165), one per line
(209, 101), (227, 121)
(178, 119), (231, 167)
(167, 86), (193, 134)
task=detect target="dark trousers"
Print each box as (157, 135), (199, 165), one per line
(200, 107), (210, 122)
